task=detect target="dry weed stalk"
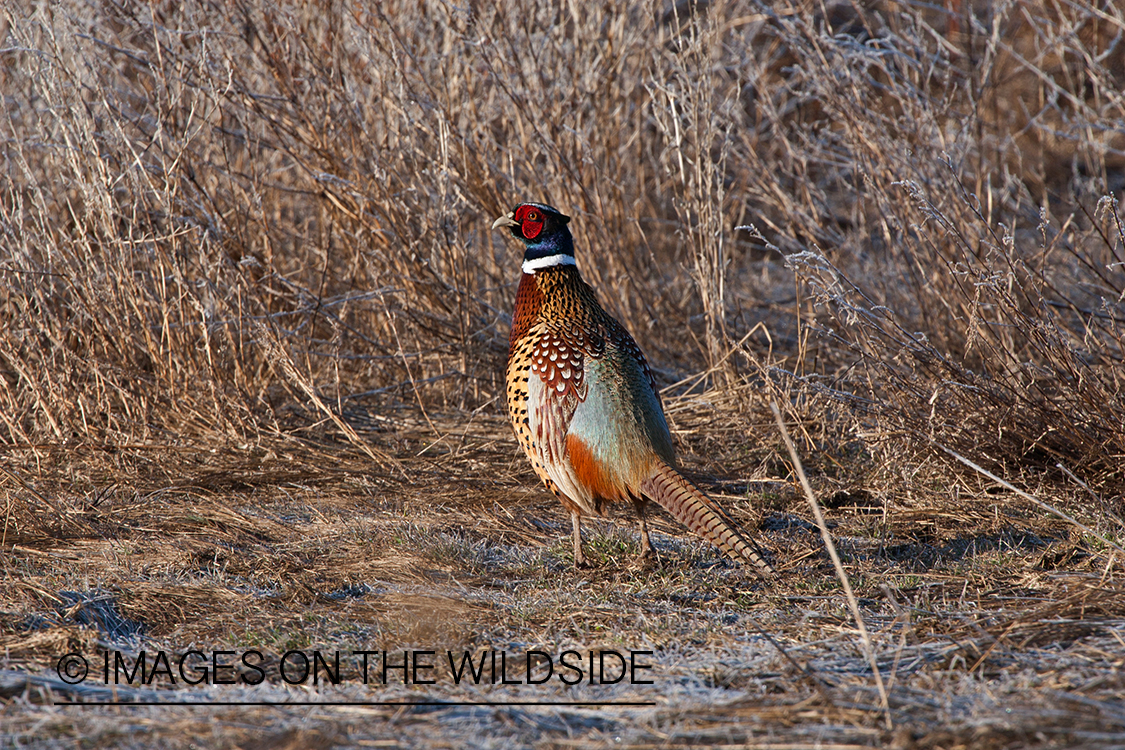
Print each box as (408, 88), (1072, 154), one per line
(770, 401), (892, 729)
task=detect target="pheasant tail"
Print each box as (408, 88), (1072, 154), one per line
(639, 460), (775, 580)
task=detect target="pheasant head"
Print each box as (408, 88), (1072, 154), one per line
(492, 203), (574, 273)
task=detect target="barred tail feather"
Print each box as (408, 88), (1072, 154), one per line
(639, 460), (774, 580)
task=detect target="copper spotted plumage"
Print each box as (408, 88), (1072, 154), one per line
(494, 201), (774, 578)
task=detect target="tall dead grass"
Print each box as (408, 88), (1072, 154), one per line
(753, 1), (1125, 497)
(2, 0), (1123, 506)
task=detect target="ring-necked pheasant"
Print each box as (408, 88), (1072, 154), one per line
(494, 202), (773, 579)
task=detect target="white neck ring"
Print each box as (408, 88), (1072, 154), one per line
(522, 254), (576, 274)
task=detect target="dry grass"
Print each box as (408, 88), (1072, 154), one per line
(2, 0), (1125, 747)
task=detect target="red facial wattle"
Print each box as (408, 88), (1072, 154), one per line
(523, 220), (543, 240)
(515, 205), (544, 240)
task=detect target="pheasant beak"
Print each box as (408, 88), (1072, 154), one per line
(492, 212), (518, 230)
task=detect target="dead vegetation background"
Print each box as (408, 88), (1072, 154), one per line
(2, 0), (1124, 747)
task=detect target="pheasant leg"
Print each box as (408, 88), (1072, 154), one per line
(571, 511), (588, 568)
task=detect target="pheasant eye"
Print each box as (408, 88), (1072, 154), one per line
(526, 211), (538, 221)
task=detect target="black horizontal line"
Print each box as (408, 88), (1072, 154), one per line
(55, 700), (657, 707)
